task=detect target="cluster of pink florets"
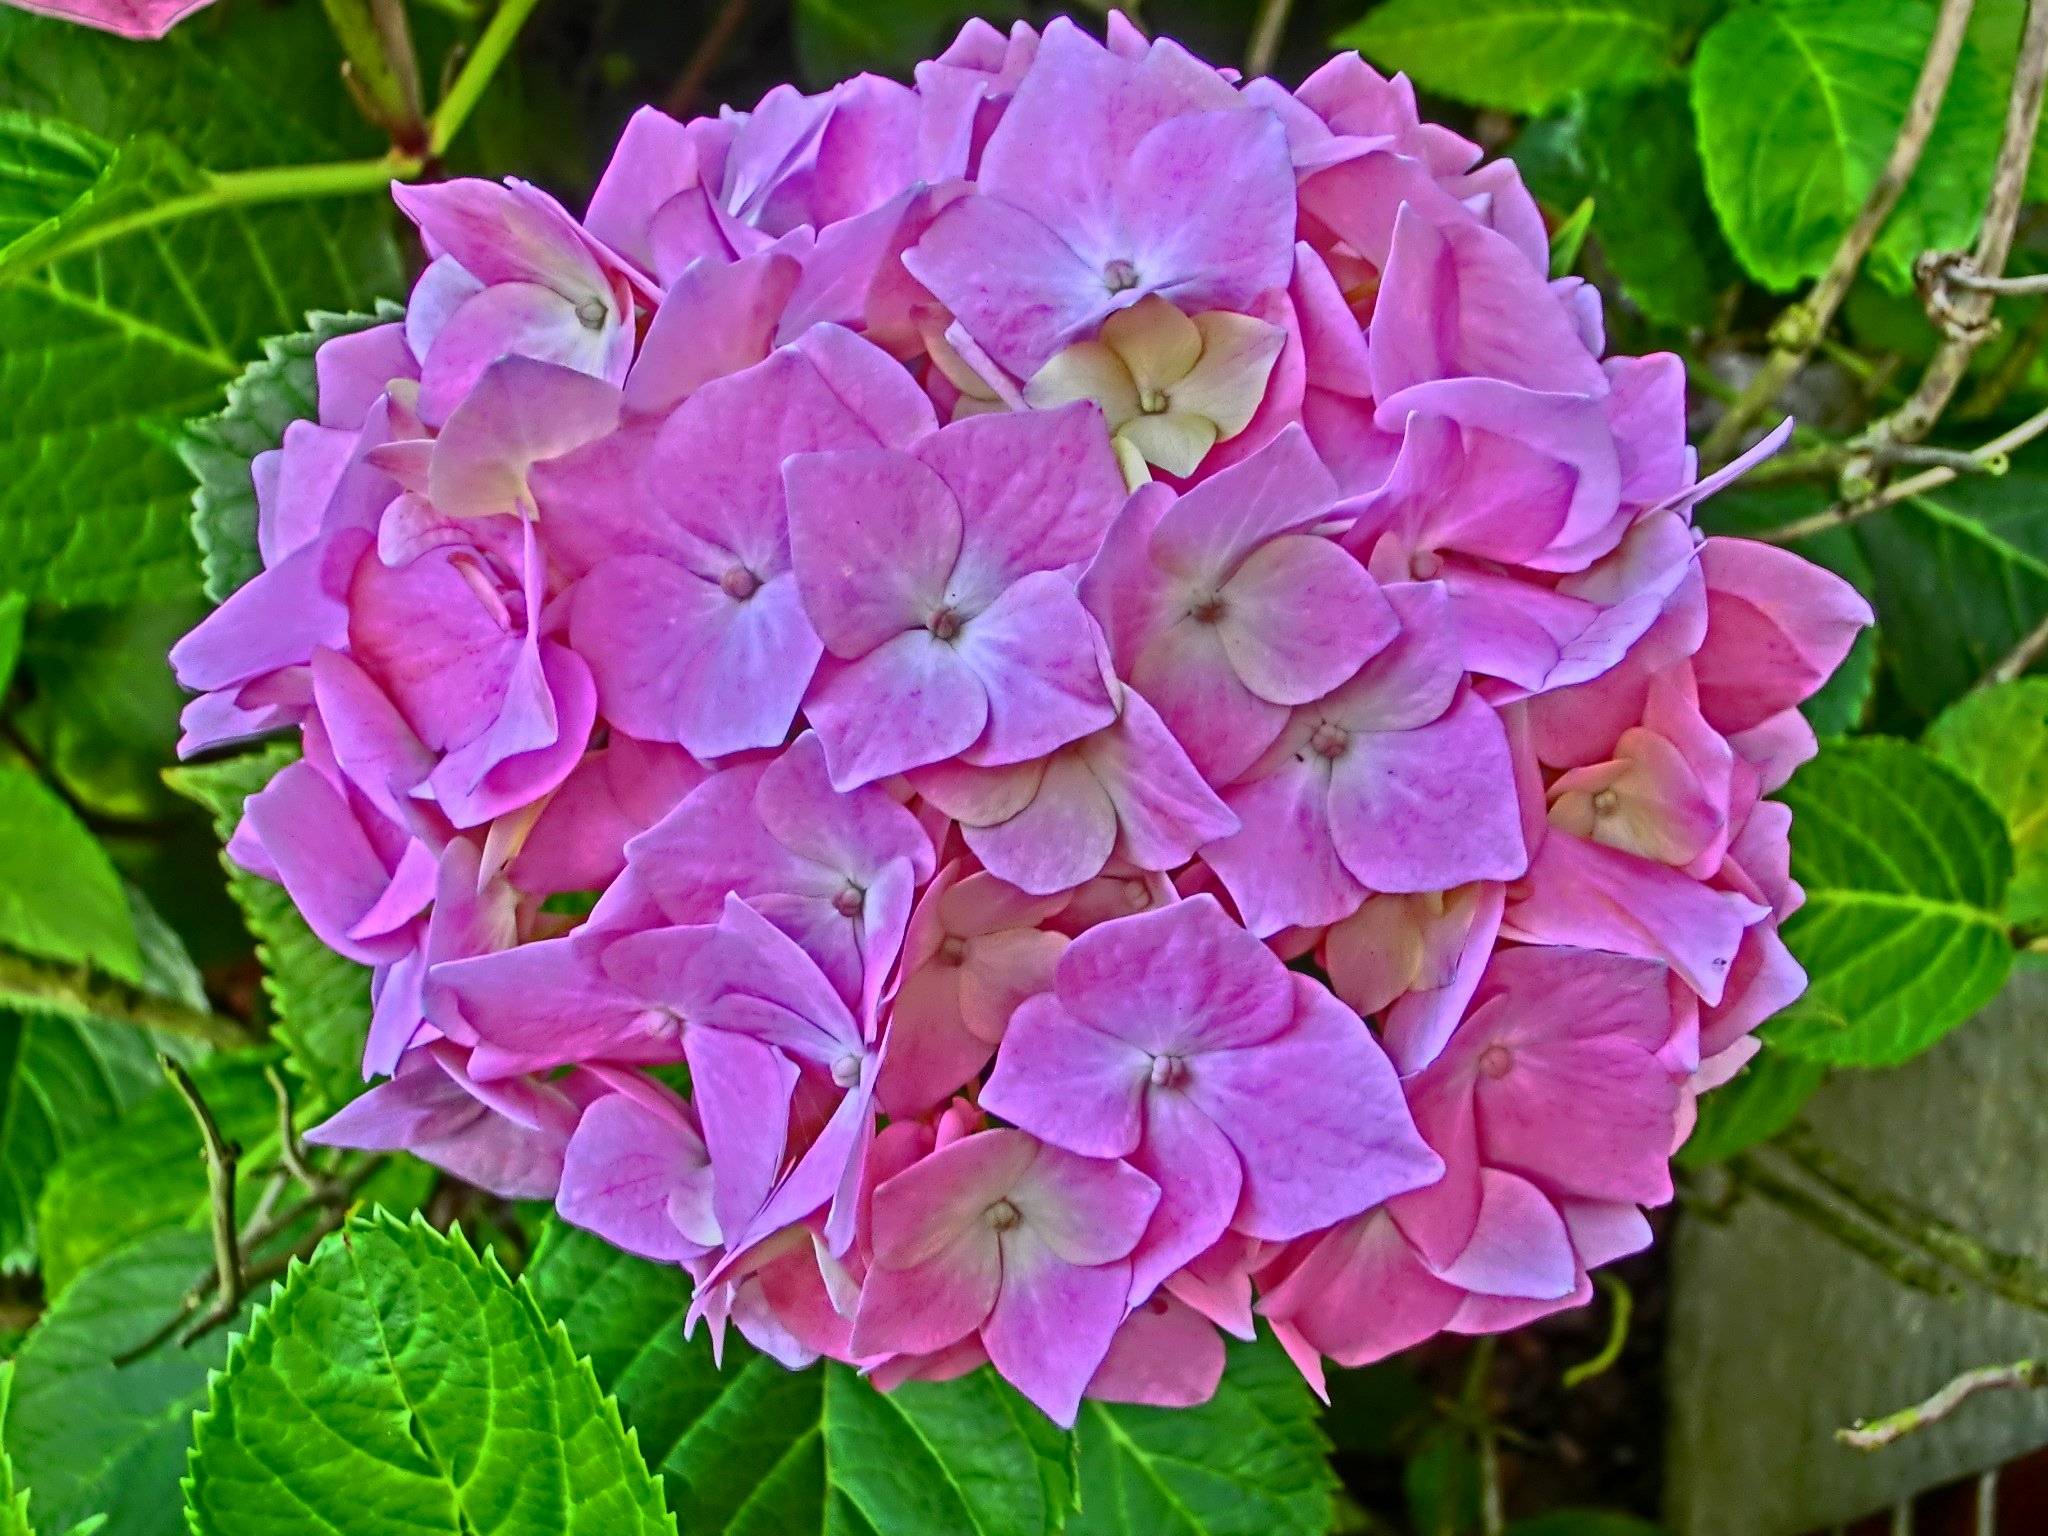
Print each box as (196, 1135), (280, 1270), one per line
(172, 16), (1871, 1424)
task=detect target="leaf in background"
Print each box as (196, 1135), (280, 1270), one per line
(0, 594), (24, 700)
(1548, 196), (1594, 278)
(1335, 0), (1696, 115)
(184, 1212), (674, 1536)
(6, 1230), (237, 1536)
(1507, 1515), (1668, 1535)
(0, 1363), (33, 1536)
(1069, 1335), (1334, 1536)
(1853, 479), (2048, 727)
(166, 747), (370, 1109)
(179, 306), (395, 604)
(0, 117), (201, 282)
(1925, 678), (2048, 927)
(35, 1052), (275, 1296)
(1692, 0), (2003, 293)
(1770, 738), (2014, 1066)
(522, 1222), (1078, 1535)
(793, 0), (1018, 87)
(13, 600), (203, 823)
(0, 761), (138, 980)
(1519, 84), (1739, 330)
(1674, 1042), (1827, 1168)
(0, 1010), (161, 1271)
(0, 3), (405, 609)
(1802, 625), (1877, 739)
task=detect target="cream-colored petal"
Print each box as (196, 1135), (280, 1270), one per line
(1101, 295), (1204, 396)
(1024, 340), (1141, 428)
(926, 325), (1002, 402)
(1112, 434), (1153, 491)
(1172, 312), (1287, 439)
(1119, 411), (1219, 479)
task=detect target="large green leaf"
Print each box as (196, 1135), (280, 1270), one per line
(522, 1222), (1078, 1535)
(1770, 738), (2014, 1066)
(166, 747), (370, 1108)
(34, 1051), (276, 1297)
(0, 761), (137, 981)
(1515, 83), (1739, 330)
(1335, 0), (1697, 115)
(1853, 479), (2048, 726)
(0, 1364), (33, 1536)
(1692, 0), (2004, 292)
(1068, 1337), (1334, 1536)
(0, 1009), (160, 1271)
(179, 306), (395, 604)
(0, 1), (405, 608)
(1925, 678), (2048, 928)
(1674, 1041), (1827, 1168)
(184, 1212), (673, 1535)
(6, 1230), (237, 1536)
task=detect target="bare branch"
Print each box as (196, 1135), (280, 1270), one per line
(1840, 1360), (2047, 1451)
(1247, 0), (1294, 78)
(1700, 0), (1980, 465)
(0, 946), (257, 1051)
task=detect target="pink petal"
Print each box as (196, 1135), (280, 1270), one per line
(557, 1092), (709, 1263)
(803, 635), (989, 790)
(982, 1231), (1132, 1426)
(1206, 761), (1368, 936)
(955, 571), (1118, 765)
(1086, 1293), (1227, 1408)
(785, 446), (963, 657)
(980, 994), (1150, 1158)
(1217, 534), (1395, 706)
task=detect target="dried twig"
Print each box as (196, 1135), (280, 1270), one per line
(1839, 1360), (2047, 1451)
(1700, 0), (1980, 465)
(0, 946), (255, 1051)
(1984, 608), (2048, 687)
(662, 0), (750, 118)
(1875, 0), (2048, 445)
(1727, 1152), (1968, 1303)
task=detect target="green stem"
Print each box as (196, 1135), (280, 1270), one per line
(0, 945), (256, 1052)
(10, 153), (424, 279)
(430, 0), (548, 158)
(1840, 1359), (2047, 1451)
(1729, 1151), (1968, 1303)
(321, 0), (426, 149)
(1562, 1272), (1633, 1390)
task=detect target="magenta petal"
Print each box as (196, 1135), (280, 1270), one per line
(786, 446), (964, 657)
(1326, 689), (1527, 892)
(429, 356), (621, 518)
(1126, 1090), (1241, 1304)
(557, 1092), (709, 1263)
(1114, 109), (1296, 318)
(1256, 1210), (1462, 1369)
(1193, 977), (1441, 1239)
(686, 1026), (796, 1245)
(1434, 1170), (1578, 1301)
(852, 1232), (1002, 1358)
(982, 1234), (1133, 1426)
(903, 195), (1112, 376)
(980, 995), (1150, 1158)
(624, 251), (802, 415)
(1216, 535), (1395, 705)
(963, 754), (1119, 896)
(804, 637), (989, 790)
(956, 572), (1118, 765)
(1055, 894), (1294, 1053)
(1206, 762), (1367, 936)
(1087, 1293), (1227, 1408)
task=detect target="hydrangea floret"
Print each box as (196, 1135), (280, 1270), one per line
(172, 14), (1871, 1425)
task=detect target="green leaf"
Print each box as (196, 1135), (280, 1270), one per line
(1548, 196), (1594, 278)
(0, 1363), (35, 1536)
(1335, 0), (1695, 115)
(35, 1052), (276, 1296)
(1770, 738), (2015, 1066)
(6, 1230), (236, 1536)
(1674, 1040), (1827, 1168)
(0, 1009), (161, 1270)
(166, 746), (370, 1108)
(0, 761), (137, 981)
(0, 3), (404, 609)
(1068, 1336), (1334, 1536)
(1692, 0), (2005, 292)
(0, 594), (24, 702)
(522, 1222), (1078, 1535)
(179, 306), (396, 603)
(1852, 479), (2048, 726)
(1926, 678), (2048, 927)
(0, 117), (201, 283)
(793, 0), (1018, 87)
(184, 1212), (674, 1536)
(1802, 624), (1876, 739)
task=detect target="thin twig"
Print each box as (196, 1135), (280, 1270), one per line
(1246, 0), (1294, 78)
(1700, 0), (1979, 465)
(1839, 1360), (2047, 1450)
(1563, 1272), (1633, 1389)
(1943, 268), (2048, 295)
(1461, 1337), (1506, 1536)
(0, 946), (256, 1050)
(1759, 399), (2048, 543)
(161, 1056), (244, 1329)
(1984, 608), (2048, 686)
(266, 1065), (331, 1197)
(1875, 0), (2048, 445)
(662, 0), (750, 118)
(1961, 290), (2048, 417)
(1728, 1152), (1968, 1302)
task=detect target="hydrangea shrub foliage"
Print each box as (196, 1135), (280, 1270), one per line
(167, 13), (1866, 1427)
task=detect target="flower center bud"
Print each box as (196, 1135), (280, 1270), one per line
(986, 1198), (1022, 1232)
(1310, 721), (1351, 760)
(1478, 1043), (1515, 1080)
(833, 883), (865, 918)
(937, 934), (968, 966)
(1591, 788), (1622, 816)
(575, 296), (610, 331)
(1102, 258), (1140, 294)
(1411, 550), (1444, 579)
(928, 607), (963, 641)
(832, 1053), (864, 1089)
(1125, 881), (1153, 911)
(1137, 387), (1169, 415)
(1188, 592), (1227, 624)
(1150, 1054), (1188, 1089)
(720, 566), (760, 601)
